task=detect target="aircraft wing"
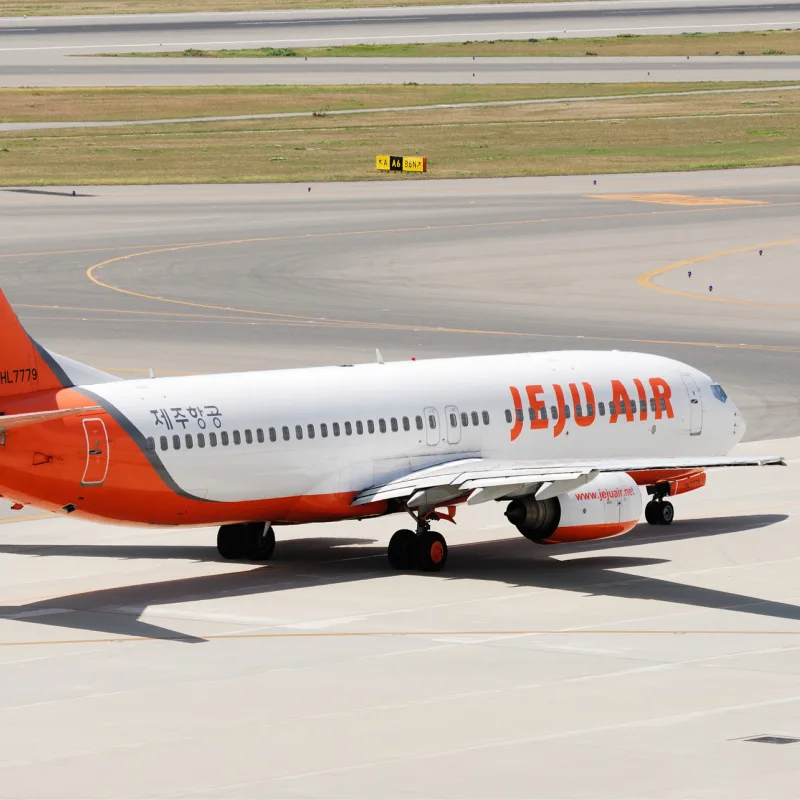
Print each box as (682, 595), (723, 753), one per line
(352, 454), (786, 507)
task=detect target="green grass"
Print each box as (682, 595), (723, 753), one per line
(3, 86), (800, 185)
(107, 29), (800, 59)
(2, 82), (787, 123)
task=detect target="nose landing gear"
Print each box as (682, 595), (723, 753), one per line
(388, 517), (448, 572)
(217, 521), (275, 561)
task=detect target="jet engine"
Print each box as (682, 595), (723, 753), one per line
(505, 472), (642, 544)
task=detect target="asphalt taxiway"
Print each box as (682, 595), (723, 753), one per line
(0, 169), (799, 797)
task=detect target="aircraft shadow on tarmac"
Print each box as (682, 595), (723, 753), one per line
(0, 513), (796, 644)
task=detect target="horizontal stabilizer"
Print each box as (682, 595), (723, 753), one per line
(0, 407), (101, 439)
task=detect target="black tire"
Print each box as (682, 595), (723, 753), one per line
(644, 501), (659, 526)
(414, 530), (448, 572)
(388, 529), (416, 570)
(217, 524), (247, 559)
(658, 501), (675, 526)
(244, 523), (276, 561)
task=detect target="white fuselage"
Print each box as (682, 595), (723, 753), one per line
(85, 350), (743, 505)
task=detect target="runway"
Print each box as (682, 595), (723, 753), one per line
(4, 54), (800, 87)
(1, 170), (799, 796)
(3, 0), (800, 86)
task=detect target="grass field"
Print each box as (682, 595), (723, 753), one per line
(0, 0), (603, 15)
(2, 86), (799, 185)
(120, 29), (800, 59)
(0, 83), (784, 123)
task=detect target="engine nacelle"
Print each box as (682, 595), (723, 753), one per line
(506, 472), (642, 544)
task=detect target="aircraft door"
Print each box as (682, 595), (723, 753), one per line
(81, 418), (109, 486)
(444, 405), (461, 445)
(680, 373), (703, 436)
(423, 407), (440, 446)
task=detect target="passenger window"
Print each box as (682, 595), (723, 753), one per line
(321, 423), (328, 438)
(367, 420), (374, 434)
(160, 435), (168, 451)
(660, 397), (667, 411)
(345, 421), (352, 436)
(333, 422), (341, 437)
(609, 401), (617, 415)
(528, 407), (536, 422)
(515, 408), (524, 423)
(630, 400), (637, 414)
(221, 431), (229, 446)
(650, 397), (656, 412)
(233, 430), (241, 445)
(402, 416), (410, 432)
(185, 434), (193, 449)
(391, 418), (399, 432)
(586, 403), (593, 417)
(540, 407), (548, 420)
(575, 405), (583, 418)
(308, 424), (315, 439)
(198, 433), (205, 448)
(598, 402), (605, 417)
(461, 412), (469, 427)
(295, 425), (303, 440)
(619, 400), (627, 414)
(505, 409), (513, 424)
(146, 437), (155, 451)
(416, 415), (423, 431)
(471, 411), (479, 426)
(450, 413), (458, 428)
(482, 411), (490, 425)
(428, 414), (437, 430)
(256, 428), (264, 444)
(245, 429), (253, 445)
(379, 419), (387, 433)
(269, 427), (277, 442)
(356, 421), (364, 435)
(173, 434), (181, 450)
(551, 405), (558, 419)
(209, 432), (218, 447)
(282, 426), (290, 441)
(564, 406), (571, 419)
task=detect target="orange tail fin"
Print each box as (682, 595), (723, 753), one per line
(0, 289), (74, 399)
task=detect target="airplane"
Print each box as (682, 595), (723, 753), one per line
(0, 289), (785, 573)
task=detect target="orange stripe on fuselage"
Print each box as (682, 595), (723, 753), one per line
(0, 387), (387, 526)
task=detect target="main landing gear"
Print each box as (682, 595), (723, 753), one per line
(217, 522), (275, 561)
(388, 517), (448, 572)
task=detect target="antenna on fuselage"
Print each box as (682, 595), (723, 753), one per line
(376, 349), (384, 365)
(148, 368), (155, 379)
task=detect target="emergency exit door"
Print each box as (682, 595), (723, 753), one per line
(81, 418), (109, 485)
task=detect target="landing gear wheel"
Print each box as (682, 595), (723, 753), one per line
(414, 530), (448, 572)
(388, 529), (416, 570)
(217, 524), (246, 559)
(244, 523), (276, 561)
(645, 500), (674, 526)
(217, 522), (275, 560)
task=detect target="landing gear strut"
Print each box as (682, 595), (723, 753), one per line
(217, 522), (275, 560)
(388, 515), (448, 572)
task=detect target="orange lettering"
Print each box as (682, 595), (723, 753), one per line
(552, 383), (566, 438)
(632, 378), (648, 421)
(649, 377), (674, 420)
(509, 386), (523, 441)
(569, 382), (596, 428)
(610, 380), (634, 423)
(525, 384), (548, 430)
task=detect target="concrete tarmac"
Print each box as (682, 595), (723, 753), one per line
(4, 54), (800, 87)
(0, 170), (799, 796)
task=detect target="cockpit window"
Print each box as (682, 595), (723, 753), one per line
(710, 384), (728, 403)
